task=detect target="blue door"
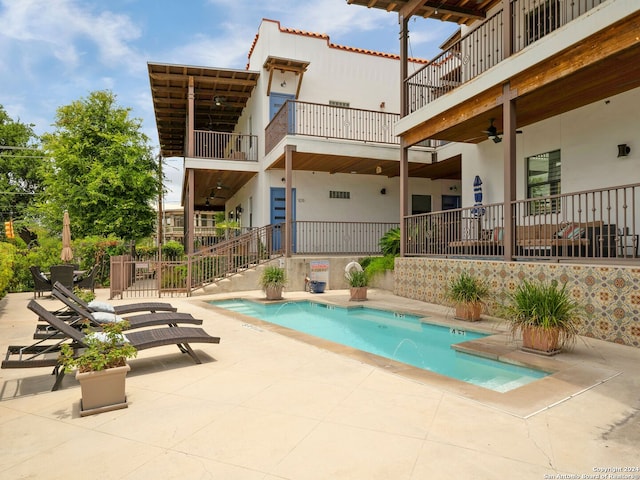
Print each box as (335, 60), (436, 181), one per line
(270, 187), (296, 252)
(269, 93), (296, 133)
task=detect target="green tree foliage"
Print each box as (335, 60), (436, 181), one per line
(0, 105), (43, 232)
(0, 242), (17, 297)
(39, 91), (159, 241)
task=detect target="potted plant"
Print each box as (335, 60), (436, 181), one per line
(446, 272), (490, 321)
(501, 280), (581, 355)
(59, 321), (137, 416)
(346, 269), (369, 301)
(259, 265), (287, 300)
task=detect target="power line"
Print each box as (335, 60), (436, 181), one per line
(0, 146), (40, 151)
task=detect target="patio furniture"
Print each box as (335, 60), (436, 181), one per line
(49, 265), (75, 291)
(33, 287), (202, 339)
(74, 265), (98, 292)
(30, 266), (53, 298)
(2, 300), (221, 391)
(52, 281), (177, 315)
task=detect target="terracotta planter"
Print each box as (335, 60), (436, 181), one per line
(264, 285), (283, 300)
(76, 364), (130, 416)
(349, 286), (368, 301)
(454, 302), (482, 321)
(521, 325), (560, 354)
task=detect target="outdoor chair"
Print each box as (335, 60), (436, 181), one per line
(30, 266), (52, 298)
(33, 287), (202, 339)
(2, 300), (221, 391)
(74, 265), (98, 292)
(52, 281), (177, 315)
(49, 265), (75, 291)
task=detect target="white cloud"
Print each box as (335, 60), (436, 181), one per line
(0, 0), (143, 72)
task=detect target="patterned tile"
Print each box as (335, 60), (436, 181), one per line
(395, 258), (640, 348)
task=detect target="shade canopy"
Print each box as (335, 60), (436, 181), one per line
(60, 210), (73, 263)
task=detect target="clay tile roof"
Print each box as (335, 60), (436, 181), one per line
(246, 19), (428, 68)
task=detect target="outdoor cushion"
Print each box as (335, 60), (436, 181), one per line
(92, 311), (125, 324)
(493, 227), (504, 243)
(86, 331), (129, 344)
(87, 300), (115, 313)
(556, 223), (585, 239)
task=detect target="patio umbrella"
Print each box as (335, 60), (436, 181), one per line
(60, 210), (73, 263)
(471, 175), (485, 217)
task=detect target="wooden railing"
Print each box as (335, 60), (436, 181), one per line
(265, 100), (441, 154)
(404, 183), (639, 262)
(406, 0), (607, 113)
(193, 130), (258, 161)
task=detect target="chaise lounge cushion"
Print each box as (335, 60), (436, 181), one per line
(92, 311), (126, 324)
(87, 300), (116, 313)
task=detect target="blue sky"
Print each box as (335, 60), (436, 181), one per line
(0, 0), (458, 203)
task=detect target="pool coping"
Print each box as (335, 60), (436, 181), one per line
(201, 295), (621, 419)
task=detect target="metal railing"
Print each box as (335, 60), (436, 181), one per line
(189, 224), (281, 291)
(111, 221), (399, 297)
(404, 183), (639, 262)
(265, 100), (440, 153)
(292, 221), (399, 255)
(406, 0), (606, 113)
(193, 130), (258, 161)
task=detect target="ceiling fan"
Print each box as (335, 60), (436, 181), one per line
(482, 118), (522, 143)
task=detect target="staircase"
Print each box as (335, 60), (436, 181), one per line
(188, 224), (283, 294)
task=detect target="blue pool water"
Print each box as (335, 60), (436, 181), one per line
(211, 299), (548, 392)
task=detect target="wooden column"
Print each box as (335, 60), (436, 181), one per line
(503, 83), (517, 260)
(284, 144), (295, 257)
(399, 13), (410, 256)
(185, 169), (195, 254)
(185, 76), (195, 254)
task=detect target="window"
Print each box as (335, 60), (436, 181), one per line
(329, 191), (350, 199)
(526, 150), (561, 214)
(412, 195), (432, 215)
(329, 100), (350, 108)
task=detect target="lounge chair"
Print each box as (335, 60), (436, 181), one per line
(30, 266), (53, 298)
(33, 288), (202, 339)
(53, 281), (177, 315)
(2, 300), (221, 391)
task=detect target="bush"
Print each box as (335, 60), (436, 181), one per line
(0, 242), (17, 298)
(379, 227), (400, 256)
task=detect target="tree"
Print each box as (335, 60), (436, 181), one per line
(0, 105), (43, 233)
(40, 91), (159, 241)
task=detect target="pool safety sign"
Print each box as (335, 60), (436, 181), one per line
(310, 259), (329, 288)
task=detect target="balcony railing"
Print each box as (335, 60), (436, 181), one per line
(265, 100), (440, 154)
(405, 182), (639, 263)
(193, 130), (258, 161)
(292, 221), (399, 255)
(406, 0), (607, 113)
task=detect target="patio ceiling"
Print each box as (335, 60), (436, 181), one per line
(148, 62), (259, 158)
(346, 0), (502, 25)
(267, 151), (461, 180)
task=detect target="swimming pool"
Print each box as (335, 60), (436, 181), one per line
(211, 299), (549, 392)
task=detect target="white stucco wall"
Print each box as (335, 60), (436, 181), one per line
(453, 87), (640, 210)
(229, 19), (443, 229)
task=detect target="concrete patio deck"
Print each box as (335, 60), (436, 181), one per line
(1, 288), (638, 479)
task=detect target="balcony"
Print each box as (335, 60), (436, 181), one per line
(406, 0), (607, 114)
(405, 182), (640, 263)
(192, 131), (258, 161)
(265, 100), (440, 154)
